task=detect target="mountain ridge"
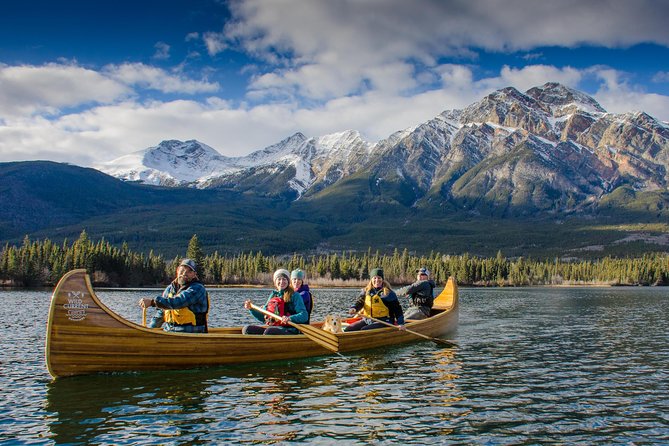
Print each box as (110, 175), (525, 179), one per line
(3, 83), (668, 258)
(96, 82), (669, 217)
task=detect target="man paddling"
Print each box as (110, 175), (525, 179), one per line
(139, 258), (209, 333)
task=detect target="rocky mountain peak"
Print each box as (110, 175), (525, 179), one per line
(460, 85), (553, 138)
(95, 139), (230, 186)
(145, 140), (224, 166)
(526, 82), (606, 117)
(461, 87), (540, 122)
(97, 82), (669, 215)
(246, 132), (308, 163)
(317, 130), (365, 149)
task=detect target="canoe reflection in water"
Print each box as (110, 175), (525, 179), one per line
(45, 346), (462, 444)
(45, 369), (216, 444)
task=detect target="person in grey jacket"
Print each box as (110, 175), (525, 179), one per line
(395, 267), (435, 320)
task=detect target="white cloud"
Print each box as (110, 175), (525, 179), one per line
(153, 42), (170, 60)
(103, 63), (220, 94)
(652, 71), (669, 83)
(0, 62), (220, 123)
(591, 69), (669, 120)
(224, 0), (669, 101)
(203, 31), (227, 56)
(0, 63), (129, 118)
(497, 65), (583, 91)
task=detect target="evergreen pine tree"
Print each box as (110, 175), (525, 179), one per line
(186, 234), (205, 279)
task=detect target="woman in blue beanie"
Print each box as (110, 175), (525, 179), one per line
(290, 268), (314, 323)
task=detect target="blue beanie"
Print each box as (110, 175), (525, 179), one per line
(291, 268), (305, 280)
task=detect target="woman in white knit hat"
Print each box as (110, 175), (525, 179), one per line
(242, 268), (308, 335)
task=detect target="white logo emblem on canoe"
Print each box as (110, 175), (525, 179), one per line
(63, 291), (89, 321)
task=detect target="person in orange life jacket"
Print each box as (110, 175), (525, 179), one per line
(395, 267), (436, 320)
(138, 258), (209, 333)
(242, 268), (308, 335)
(290, 268), (314, 324)
(344, 268), (405, 332)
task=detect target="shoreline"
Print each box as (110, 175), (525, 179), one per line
(2, 282), (665, 291)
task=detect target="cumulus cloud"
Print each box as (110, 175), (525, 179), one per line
(203, 31), (227, 56)
(0, 62), (220, 123)
(591, 69), (669, 119)
(103, 63), (220, 94)
(0, 63), (129, 118)
(224, 0), (669, 101)
(496, 65), (583, 91)
(3, 61), (669, 168)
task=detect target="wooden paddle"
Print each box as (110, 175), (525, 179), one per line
(142, 308), (147, 327)
(356, 312), (458, 348)
(249, 303), (340, 353)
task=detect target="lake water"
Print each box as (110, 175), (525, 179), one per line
(1, 285), (668, 445)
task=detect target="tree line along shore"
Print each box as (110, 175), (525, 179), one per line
(1, 231), (667, 288)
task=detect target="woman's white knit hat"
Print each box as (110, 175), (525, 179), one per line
(273, 269), (290, 282)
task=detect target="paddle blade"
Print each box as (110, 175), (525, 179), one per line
(431, 337), (458, 348)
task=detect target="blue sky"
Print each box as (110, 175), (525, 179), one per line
(2, 0), (669, 166)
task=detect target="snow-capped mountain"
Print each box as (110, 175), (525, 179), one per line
(361, 82), (668, 215)
(96, 139), (240, 187)
(98, 82), (669, 215)
(98, 130), (372, 198)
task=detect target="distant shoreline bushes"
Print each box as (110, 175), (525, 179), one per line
(1, 231), (667, 288)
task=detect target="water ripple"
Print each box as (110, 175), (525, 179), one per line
(1, 287), (668, 444)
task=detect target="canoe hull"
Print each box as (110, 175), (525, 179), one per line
(46, 269), (458, 378)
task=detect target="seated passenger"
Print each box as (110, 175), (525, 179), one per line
(242, 268), (308, 335)
(395, 267), (436, 320)
(290, 268), (313, 323)
(138, 258), (209, 333)
(344, 268), (405, 331)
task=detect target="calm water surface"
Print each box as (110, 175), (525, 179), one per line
(1, 286), (668, 444)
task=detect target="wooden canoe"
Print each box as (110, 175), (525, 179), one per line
(46, 269), (459, 378)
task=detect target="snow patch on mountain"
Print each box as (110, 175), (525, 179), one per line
(287, 157), (313, 197)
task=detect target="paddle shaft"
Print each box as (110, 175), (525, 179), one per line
(249, 303), (302, 330)
(142, 308), (147, 327)
(358, 313), (457, 347)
